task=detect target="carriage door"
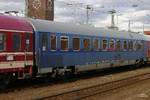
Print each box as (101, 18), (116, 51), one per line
(39, 33), (48, 68)
(25, 33), (31, 66)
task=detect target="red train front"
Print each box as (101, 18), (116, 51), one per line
(0, 15), (33, 86)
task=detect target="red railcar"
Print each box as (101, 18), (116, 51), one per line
(145, 37), (150, 63)
(0, 15), (34, 85)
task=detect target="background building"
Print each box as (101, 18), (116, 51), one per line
(26, 0), (54, 20)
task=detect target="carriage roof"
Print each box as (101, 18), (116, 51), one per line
(29, 18), (144, 40)
(0, 15), (33, 33)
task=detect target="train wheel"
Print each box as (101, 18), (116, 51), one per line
(135, 59), (144, 68)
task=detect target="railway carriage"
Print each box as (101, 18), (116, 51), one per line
(29, 18), (146, 76)
(0, 15), (33, 85)
(144, 35), (150, 63)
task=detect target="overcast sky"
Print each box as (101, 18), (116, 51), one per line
(0, 0), (150, 32)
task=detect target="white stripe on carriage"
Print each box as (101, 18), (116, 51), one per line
(0, 61), (33, 69)
(0, 52), (33, 55)
(0, 29), (32, 33)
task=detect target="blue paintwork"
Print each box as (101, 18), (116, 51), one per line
(34, 31), (145, 68)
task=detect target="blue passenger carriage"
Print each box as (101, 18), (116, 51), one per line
(29, 19), (146, 76)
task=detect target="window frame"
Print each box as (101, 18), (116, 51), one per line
(140, 41), (144, 51)
(13, 33), (21, 51)
(0, 33), (6, 51)
(50, 34), (57, 51)
(133, 40), (137, 51)
(83, 38), (91, 51)
(109, 39), (115, 50)
(116, 40), (121, 51)
(128, 40), (133, 51)
(93, 38), (99, 51)
(136, 40), (143, 51)
(60, 36), (69, 51)
(72, 37), (80, 51)
(41, 34), (48, 51)
(102, 39), (108, 51)
(123, 40), (128, 51)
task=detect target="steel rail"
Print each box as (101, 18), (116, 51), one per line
(36, 73), (150, 100)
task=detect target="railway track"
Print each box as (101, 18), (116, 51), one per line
(1, 67), (150, 100)
(36, 73), (150, 100)
(0, 66), (136, 93)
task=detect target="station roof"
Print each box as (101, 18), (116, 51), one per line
(0, 15), (33, 33)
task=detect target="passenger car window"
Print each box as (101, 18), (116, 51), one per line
(13, 33), (21, 51)
(109, 39), (115, 50)
(102, 39), (107, 50)
(93, 39), (99, 51)
(133, 41), (137, 51)
(61, 36), (68, 51)
(0, 33), (6, 51)
(140, 41), (144, 51)
(128, 41), (133, 51)
(73, 37), (80, 51)
(41, 34), (48, 51)
(123, 40), (127, 50)
(136, 41), (143, 51)
(51, 35), (57, 51)
(83, 38), (90, 51)
(116, 40), (121, 51)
